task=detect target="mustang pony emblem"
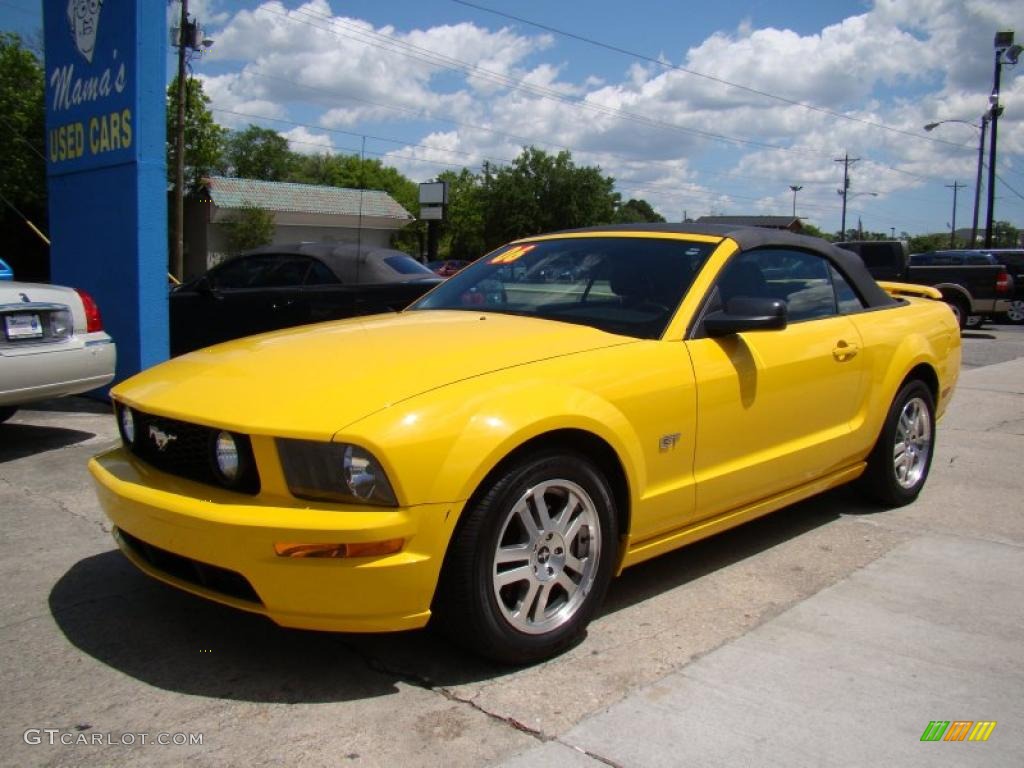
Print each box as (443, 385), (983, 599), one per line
(148, 425), (177, 451)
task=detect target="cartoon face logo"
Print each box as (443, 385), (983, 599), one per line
(67, 0), (102, 63)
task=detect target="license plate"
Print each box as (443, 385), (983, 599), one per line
(4, 313), (43, 340)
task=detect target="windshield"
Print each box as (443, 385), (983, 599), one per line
(411, 237), (715, 339)
(383, 254), (436, 276)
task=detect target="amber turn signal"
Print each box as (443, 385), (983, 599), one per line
(273, 539), (404, 558)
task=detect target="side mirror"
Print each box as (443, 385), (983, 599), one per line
(704, 297), (787, 336)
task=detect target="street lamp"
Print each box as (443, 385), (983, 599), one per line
(985, 30), (1023, 248)
(925, 116), (988, 246)
(788, 185), (803, 218)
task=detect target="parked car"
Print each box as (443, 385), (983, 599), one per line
(974, 249), (1024, 323)
(0, 258), (13, 280)
(91, 224), (959, 663)
(1, 281), (116, 422)
(170, 244), (443, 355)
(426, 259), (471, 277)
(835, 241), (1013, 329)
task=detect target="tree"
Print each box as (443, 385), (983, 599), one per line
(799, 222), (830, 241)
(226, 125), (294, 181)
(437, 168), (486, 260)
(479, 147), (618, 248)
(221, 203), (275, 255)
(905, 233), (949, 254)
(166, 76), (227, 191)
(614, 198), (665, 224)
(0, 33), (48, 279)
(991, 221), (1020, 248)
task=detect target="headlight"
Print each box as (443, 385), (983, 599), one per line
(277, 439), (398, 507)
(118, 404), (135, 445)
(214, 431), (240, 482)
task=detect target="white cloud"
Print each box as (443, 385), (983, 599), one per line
(280, 126), (334, 155)
(190, 0), (1024, 230)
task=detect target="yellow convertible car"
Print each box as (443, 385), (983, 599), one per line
(89, 225), (960, 663)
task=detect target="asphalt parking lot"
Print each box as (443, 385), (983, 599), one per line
(1, 325), (1022, 767)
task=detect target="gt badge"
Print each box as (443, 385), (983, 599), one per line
(659, 433), (681, 452)
(149, 425), (177, 451)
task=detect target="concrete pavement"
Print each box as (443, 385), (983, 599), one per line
(498, 356), (1024, 767)
(1, 338), (1022, 767)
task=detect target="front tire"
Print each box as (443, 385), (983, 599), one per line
(434, 452), (618, 664)
(862, 380), (935, 507)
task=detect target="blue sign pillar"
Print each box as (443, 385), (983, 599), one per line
(43, 0), (168, 383)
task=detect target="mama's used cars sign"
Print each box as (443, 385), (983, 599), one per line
(45, 0), (135, 170)
(44, 0), (169, 381)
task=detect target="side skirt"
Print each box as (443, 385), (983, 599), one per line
(618, 463), (866, 572)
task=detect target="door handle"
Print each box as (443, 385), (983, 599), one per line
(832, 340), (859, 361)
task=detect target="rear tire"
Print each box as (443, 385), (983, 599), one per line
(0, 407), (16, 424)
(434, 451), (618, 665)
(1005, 299), (1024, 324)
(946, 297), (969, 330)
(862, 380), (935, 507)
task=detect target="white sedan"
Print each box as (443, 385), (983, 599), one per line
(0, 281), (116, 422)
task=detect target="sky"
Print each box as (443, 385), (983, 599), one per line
(4, 0), (1024, 236)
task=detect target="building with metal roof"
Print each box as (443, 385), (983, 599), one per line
(183, 177), (415, 278)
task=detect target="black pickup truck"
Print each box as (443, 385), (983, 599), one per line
(835, 241), (1013, 329)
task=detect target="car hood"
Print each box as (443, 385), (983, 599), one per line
(114, 310), (634, 439)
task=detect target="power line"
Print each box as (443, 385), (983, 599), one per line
(237, 68), (867, 189)
(211, 107), (519, 165)
(263, 3), (971, 189)
(262, 3), (829, 158)
(452, 0), (976, 152)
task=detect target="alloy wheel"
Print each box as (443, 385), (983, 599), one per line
(893, 396), (932, 489)
(491, 479), (601, 635)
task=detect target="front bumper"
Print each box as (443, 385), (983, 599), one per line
(89, 447), (460, 632)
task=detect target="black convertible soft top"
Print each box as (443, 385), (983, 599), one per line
(548, 223), (897, 309)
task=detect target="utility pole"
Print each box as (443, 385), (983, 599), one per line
(172, 0), (189, 282)
(985, 44), (1003, 248)
(986, 31), (1022, 247)
(835, 153), (859, 239)
(789, 185), (803, 218)
(972, 113), (989, 246)
(945, 181), (967, 248)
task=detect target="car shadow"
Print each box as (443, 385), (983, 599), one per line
(0, 422), (97, 463)
(601, 484), (871, 615)
(49, 485), (875, 703)
(961, 331), (996, 340)
(49, 550), (511, 703)
(25, 395), (111, 414)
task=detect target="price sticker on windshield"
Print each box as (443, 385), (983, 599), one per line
(490, 244), (535, 265)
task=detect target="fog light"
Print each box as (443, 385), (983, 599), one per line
(119, 405), (135, 445)
(215, 431), (239, 481)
